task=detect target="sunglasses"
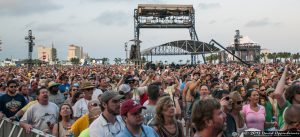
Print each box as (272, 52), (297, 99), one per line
(9, 86), (17, 88)
(90, 103), (100, 107)
(224, 96), (230, 101)
(236, 101), (243, 105)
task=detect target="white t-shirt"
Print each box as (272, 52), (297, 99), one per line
(72, 98), (89, 118)
(92, 88), (103, 101)
(20, 102), (58, 132)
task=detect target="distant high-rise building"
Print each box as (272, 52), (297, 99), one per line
(68, 44), (83, 60)
(37, 44), (57, 62)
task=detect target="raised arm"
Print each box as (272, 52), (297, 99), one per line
(189, 79), (201, 91)
(273, 65), (288, 108)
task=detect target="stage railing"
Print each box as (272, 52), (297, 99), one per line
(0, 117), (55, 137)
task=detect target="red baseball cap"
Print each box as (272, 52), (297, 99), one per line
(121, 99), (146, 116)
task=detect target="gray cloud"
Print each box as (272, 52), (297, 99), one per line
(274, 22), (283, 26)
(224, 17), (236, 23)
(94, 11), (129, 26)
(0, 0), (63, 16)
(34, 23), (65, 32)
(245, 18), (282, 27)
(198, 2), (221, 10)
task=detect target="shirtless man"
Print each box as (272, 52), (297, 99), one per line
(182, 72), (202, 137)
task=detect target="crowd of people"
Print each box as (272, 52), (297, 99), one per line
(0, 62), (300, 137)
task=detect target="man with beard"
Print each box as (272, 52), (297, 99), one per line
(116, 99), (159, 137)
(213, 90), (235, 137)
(89, 91), (125, 137)
(47, 81), (64, 106)
(0, 80), (27, 119)
(20, 87), (59, 134)
(192, 97), (227, 137)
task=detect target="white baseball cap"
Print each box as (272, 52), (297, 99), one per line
(119, 84), (131, 94)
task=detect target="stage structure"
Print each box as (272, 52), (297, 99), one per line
(218, 30), (261, 64)
(131, 4), (216, 65)
(25, 30), (35, 70)
(141, 40), (219, 62)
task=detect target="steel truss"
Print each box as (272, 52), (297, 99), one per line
(133, 4), (216, 64)
(141, 40), (219, 56)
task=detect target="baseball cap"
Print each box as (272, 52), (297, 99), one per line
(119, 84), (131, 94)
(100, 91), (124, 103)
(120, 99), (146, 116)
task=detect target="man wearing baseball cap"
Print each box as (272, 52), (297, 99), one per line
(118, 84), (132, 101)
(89, 91), (125, 137)
(116, 99), (159, 137)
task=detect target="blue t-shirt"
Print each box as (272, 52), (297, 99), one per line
(58, 83), (70, 93)
(180, 82), (186, 92)
(116, 125), (159, 137)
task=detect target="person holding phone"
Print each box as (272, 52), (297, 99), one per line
(212, 89), (236, 137)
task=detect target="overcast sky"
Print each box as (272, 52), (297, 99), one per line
(0, 0), (299, 62)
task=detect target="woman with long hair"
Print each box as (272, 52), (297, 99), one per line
(52, 104), (75, 137)
(242, 88), (266, 131)
(153, 96), (184, 137)
(229, 91), (247, 135)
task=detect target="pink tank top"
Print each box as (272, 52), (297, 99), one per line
(242, 104), (265, 131)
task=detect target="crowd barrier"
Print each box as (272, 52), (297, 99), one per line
(0, 117), (55, 137)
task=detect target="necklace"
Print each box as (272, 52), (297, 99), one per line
(61, 120), (72, 130)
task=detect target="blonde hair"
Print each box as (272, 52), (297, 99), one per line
(229, 91), (245, 125)
(230, 91), (242, 103)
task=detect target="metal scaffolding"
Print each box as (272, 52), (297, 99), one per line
(141, 40), (219, 61)
(133, 4), (214, 65)
(25, 30), (35, 70)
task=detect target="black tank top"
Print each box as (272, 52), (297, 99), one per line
(156, 121), (183, 137)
